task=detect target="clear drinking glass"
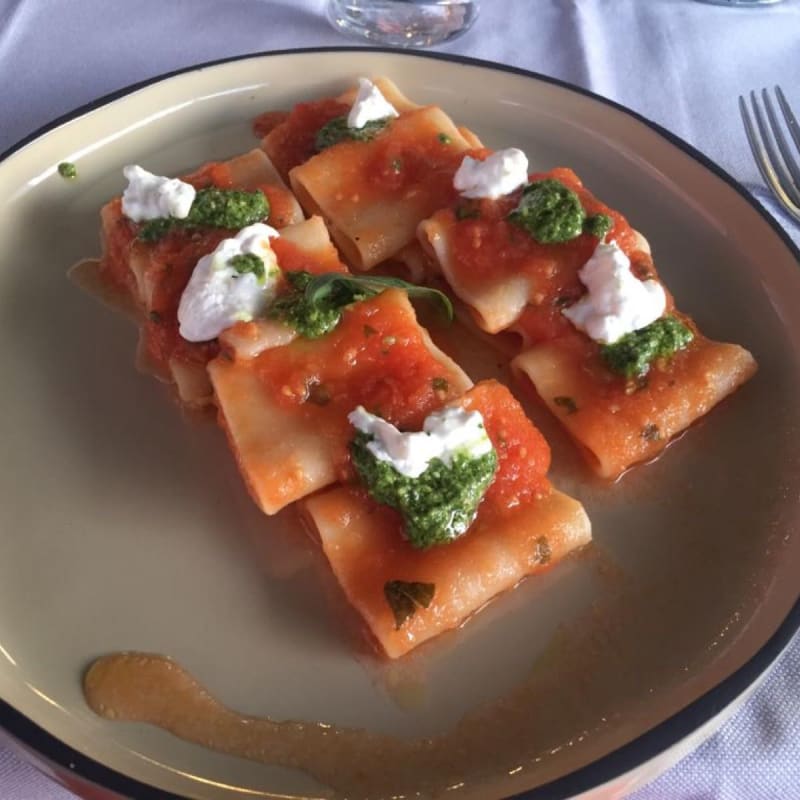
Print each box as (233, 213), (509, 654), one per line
(326, 0), (479, 48)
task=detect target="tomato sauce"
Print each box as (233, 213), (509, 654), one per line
(252, 109), (290, 139)
(460, 381), (551, 510)
(361, 119), (471, 201)
(251, 291), (462, 441)
(263, 98), (350, 179)
(100, 198), (138, 297)
(309, 110), (471, 215)
(271, 237), (347, 276)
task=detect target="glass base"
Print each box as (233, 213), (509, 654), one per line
(326, 0), (479, 48)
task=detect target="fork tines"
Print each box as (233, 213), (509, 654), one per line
(740, 86), (800, 222)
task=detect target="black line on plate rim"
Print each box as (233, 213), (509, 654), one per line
(0, 46), (798, 800)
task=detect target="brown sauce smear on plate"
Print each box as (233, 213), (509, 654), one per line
(83, 637), (631, 800)
(85, 652), (422, 797)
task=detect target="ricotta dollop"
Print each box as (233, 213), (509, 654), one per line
(453, 148), (529, 199)
(348, 405), (493, 479)
(347, 78), (399, 129)
(562, 241), (666, 344)
(121, 165), (196, 222)
(177, 223), (280, 342)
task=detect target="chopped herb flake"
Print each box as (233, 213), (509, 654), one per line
(58, 162), (77, 180)
(533, 536), (552, 565)
(384, 580), (435, 629)
(641, 423), (661, 442)
(432, 377), (449, 392)
(306, 382), (332, 406)
(553, 396), (578, 414)
(455, 205), (480, 221)
(437, 132), (452, 144)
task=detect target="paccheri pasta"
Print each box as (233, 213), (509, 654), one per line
(74, 76), (755, 657)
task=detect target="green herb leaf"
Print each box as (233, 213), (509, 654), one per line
(432, 377), (449, 392)
(601, 316), (694, 379)
(315, 115), (391, 151)
(437, 132), (452, 144)
(58, 161), (77, 180)
(384, 580), (436, 629)
(303, 273), (454, 323)
(267, 271), (345, 339)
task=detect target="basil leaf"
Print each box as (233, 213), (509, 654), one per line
(384, 580), (435, 629)
(303, 273), (454, 322)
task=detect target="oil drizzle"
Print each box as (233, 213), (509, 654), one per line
(82, 634), (635, 800)
(85, 652), (425, 798)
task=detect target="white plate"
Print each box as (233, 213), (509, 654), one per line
(1, 49), (799, 800)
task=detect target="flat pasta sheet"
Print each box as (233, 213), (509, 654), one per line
(290, 107), (476, 270)
(417, 167), (757, 477)
(209, 289), (473, 515)
(95, 148), (304, 407)
(512, 330), (757, 478)
(303, 381), (591, 658)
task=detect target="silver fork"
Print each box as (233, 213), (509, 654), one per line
(739, 86), (800, 223)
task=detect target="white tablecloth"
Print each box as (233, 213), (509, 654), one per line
(1, 1), (799, 797)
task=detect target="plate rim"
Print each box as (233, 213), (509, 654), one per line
(1, 45), (799, 800)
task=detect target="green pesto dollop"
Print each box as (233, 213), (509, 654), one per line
(584, 212), (613, 239)
(267, 270), (364, 339)
(351, 432), (498, 550)
(138, 187), (270, 242)
(601, 315), (694, 378)
(58, 162), (77, 180)
(314, 115), (391, 151)
(228, 253), (266, 282)
(508, 179), (612, 244)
